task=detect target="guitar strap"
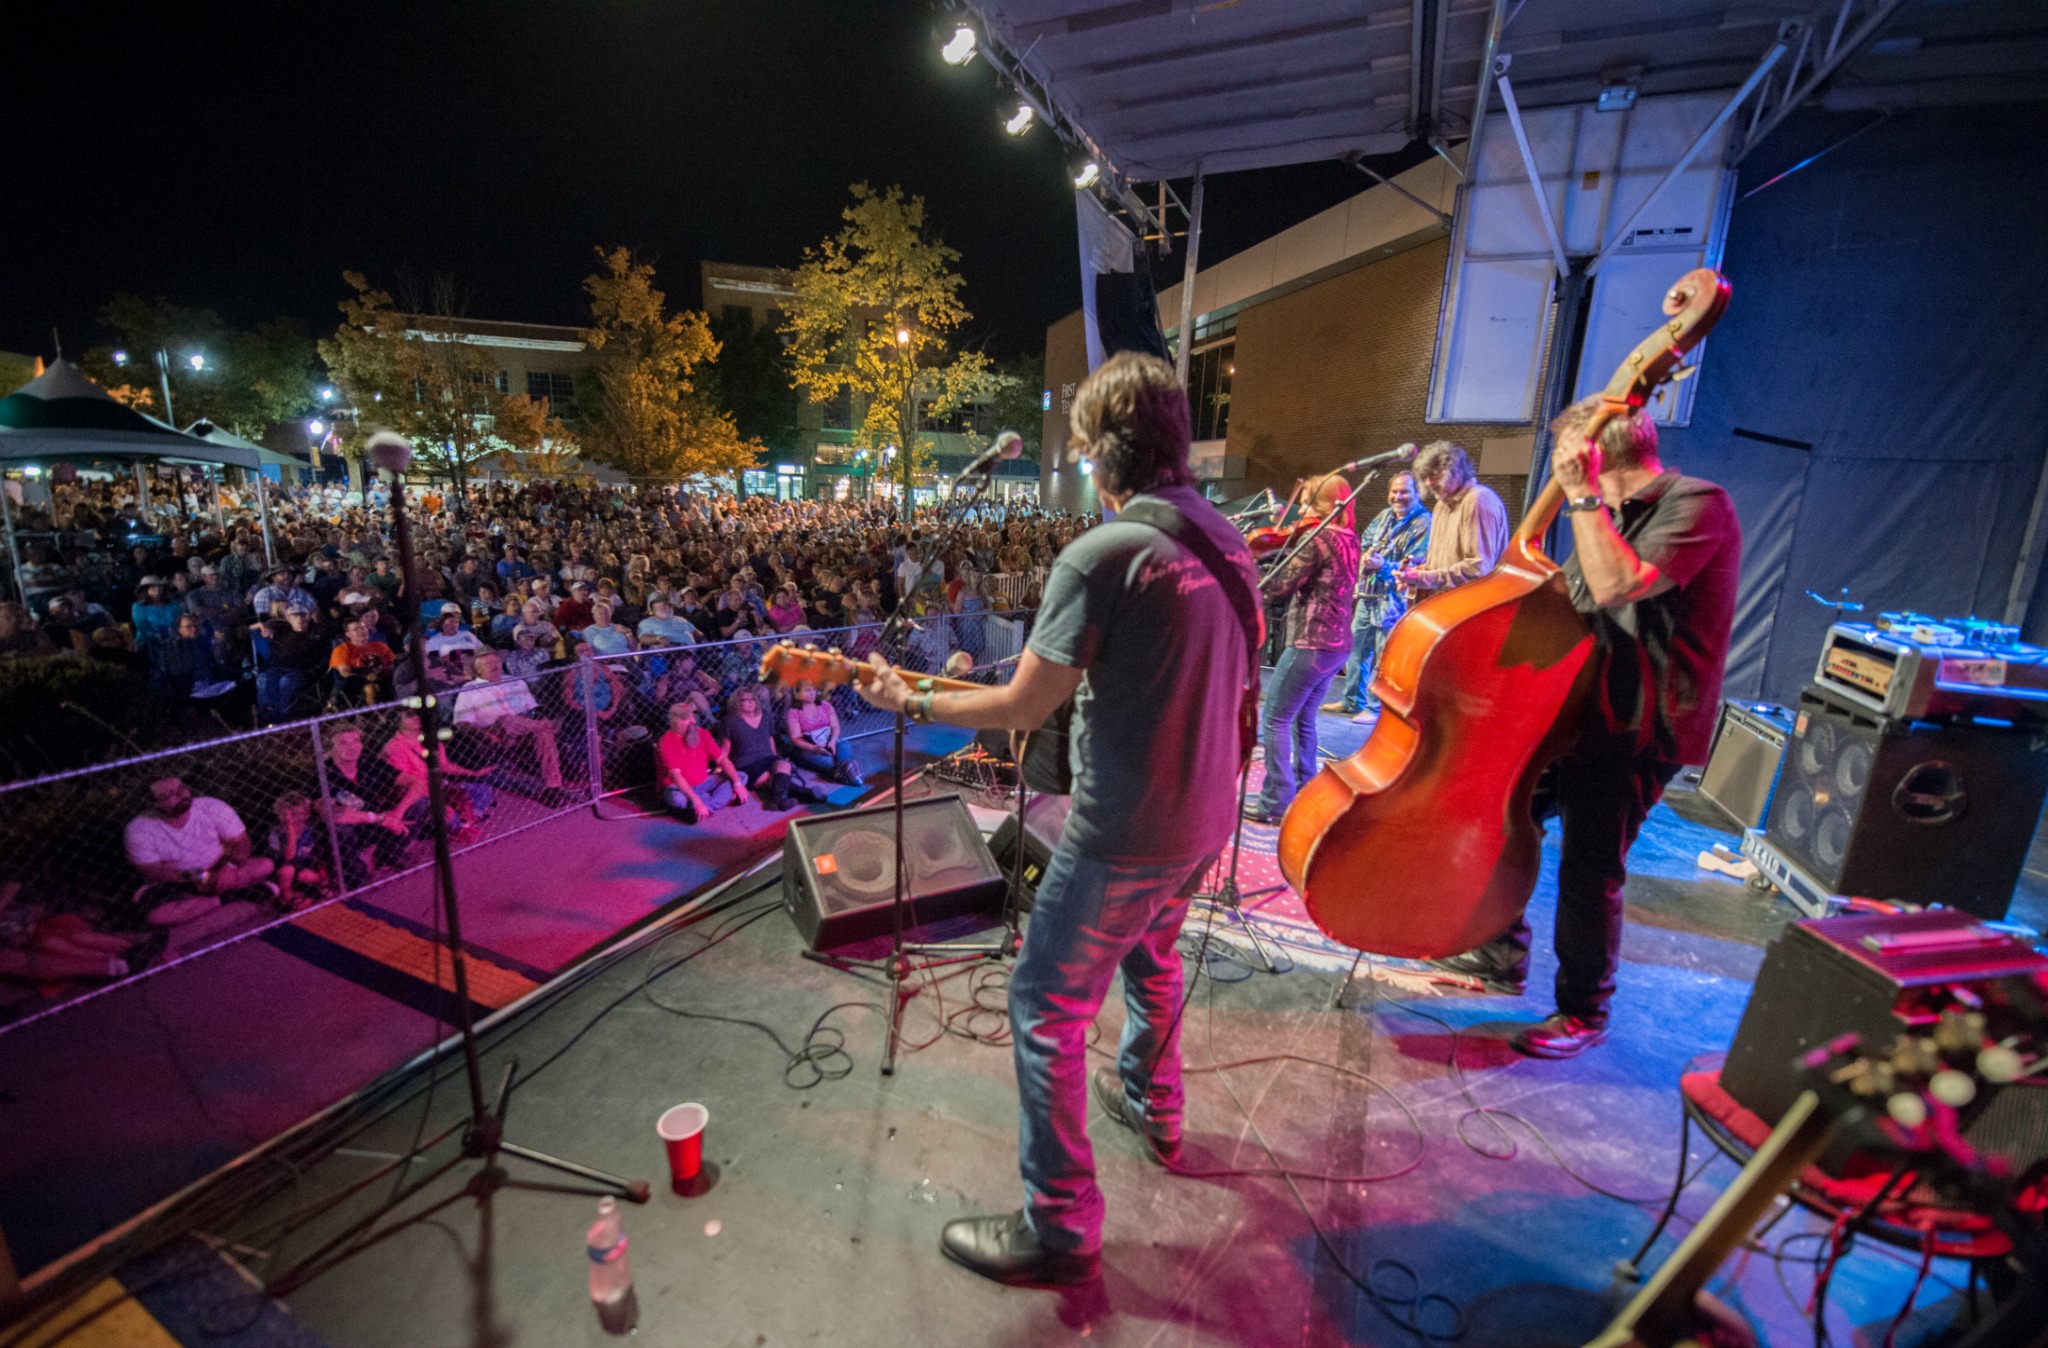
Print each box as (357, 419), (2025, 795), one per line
(1116, 497), (1264, 764)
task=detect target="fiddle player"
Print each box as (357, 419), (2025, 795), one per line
(855, 351), (1259, 1284)
(1248, 473), (1358, 824)
(1397, 441), (1507, 596)
(1430, 396), (1739, 1058)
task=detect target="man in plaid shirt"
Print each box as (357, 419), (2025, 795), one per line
(1325, 472), (1430, 721)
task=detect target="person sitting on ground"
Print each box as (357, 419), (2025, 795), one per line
(124, 775), (278, 925)
(0, 880), (150, 985)
(382, 710), (492, 844)
(329, 618), (396, 704)
(425, 609), (486, 660)
(266, 791), (330, 904)
(454, 650), (568, 796)
(321, 726), (415, 885)
(579, 600), (635, 656)
(718, 685), (819, 811)
(636, 597), (699, 649)
(657, 701), (747, 823)
(782, 679), (862, 786)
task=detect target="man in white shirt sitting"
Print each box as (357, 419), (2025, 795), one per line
(455, 651), (566, 794)
(124, 776), (277, 925)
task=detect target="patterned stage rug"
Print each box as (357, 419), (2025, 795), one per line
(1192, 760), (1456, 995)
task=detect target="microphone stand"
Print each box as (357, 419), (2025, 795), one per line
(802, 466), (1019, 1076)
(263, 452), (646, 1303)
(1203, 455), (1403, 971)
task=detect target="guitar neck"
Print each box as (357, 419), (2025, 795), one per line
(853, 664), (987, 695)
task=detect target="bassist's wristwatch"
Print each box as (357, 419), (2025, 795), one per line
(1564, 493), (1607, 514)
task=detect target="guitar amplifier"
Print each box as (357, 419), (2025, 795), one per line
(1723, 910), (2048, 1177)
(1697, 700), (1793, 830)
(1761, 687), (2048, 919)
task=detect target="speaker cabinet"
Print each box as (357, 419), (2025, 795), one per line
(987, 794), (1071, 911)
(1761, 688), (2048, 919)
(1698, 700), (1793, 830)
(782, 794), (1005, 950)
(1722, 910), (2048, 1177)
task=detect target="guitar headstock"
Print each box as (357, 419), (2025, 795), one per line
(759, 641), (861, 690)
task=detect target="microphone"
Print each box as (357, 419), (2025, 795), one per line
(950, 430), (1026, 490)
(1338, 442), (1418, 474)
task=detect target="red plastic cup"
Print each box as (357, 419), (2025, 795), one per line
(657, 1103), (709, 1192)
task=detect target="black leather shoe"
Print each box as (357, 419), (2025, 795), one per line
(1241, 804), (1280, 826)
(1091, 1068), (1180, 1166)
(938, 1210), (1099, 1286)
(1512, 1013), (1610, 1059)
(1426, 950), (1527, 996)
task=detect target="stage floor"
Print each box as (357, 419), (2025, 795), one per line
(224, 723), (2048, 1348)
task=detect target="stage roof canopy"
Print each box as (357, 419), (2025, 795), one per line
(963, 0), (2046, 182)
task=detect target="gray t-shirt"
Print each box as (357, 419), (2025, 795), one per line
(1027, 486), (1258, 863)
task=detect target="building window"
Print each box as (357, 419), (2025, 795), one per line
(526, 371), (576, 417)
(1188, 339), (1233, 442)
(823, 389), (854, 430)
(722, 304), (753, 330)
(496, 369), (510, 395)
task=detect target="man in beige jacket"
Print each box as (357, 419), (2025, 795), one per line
(1398, 441), (1508, 595)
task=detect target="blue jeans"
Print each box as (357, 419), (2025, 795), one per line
(1337, 618), (1391, 713)
(1257, 645), (1347, 815)
(663, 776), (735, 821)
(255, 668), (303, 721)
(1009, 844), (1205, 1255)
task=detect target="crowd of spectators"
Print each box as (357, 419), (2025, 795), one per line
(1, 476), (1078, 729)
(0, 475), (1084, 1001)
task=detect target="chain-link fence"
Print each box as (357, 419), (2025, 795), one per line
(0, 611), (1029, 1034)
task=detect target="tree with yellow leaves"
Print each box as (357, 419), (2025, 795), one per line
(318, 272), (531, 500)
(783, 184), (994, 506)
(492, 394), (584, 482)
(578, 248), (760, 488)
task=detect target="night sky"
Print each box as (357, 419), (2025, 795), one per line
(6, 1), (1424, 364)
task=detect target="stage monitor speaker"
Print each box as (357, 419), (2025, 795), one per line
(1697, 699), (1793, 830)
(987, 794), (1071, 911)
(1721, 910), (2048, 1177)
(782, 794), (1005, 951)
(1761, 688), (2048, 919)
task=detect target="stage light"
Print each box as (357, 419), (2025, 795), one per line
(1072, 161), (1100, 189)
(308, 419), (326, 436)
(187, 354), (206, 371)
(1077, 459), (1093, 476)
(112, 349), (128, 366)
(941, 25), (977, 65)
(21, 465), (42, 478)
(1004, 103), (1035, 136)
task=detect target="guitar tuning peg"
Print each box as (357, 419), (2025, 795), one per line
(829, 646), (842, 657)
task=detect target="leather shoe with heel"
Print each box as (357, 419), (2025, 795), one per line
(1512, 1012), (1609, 1058)
(1091, 1068), (1180, 1166)
(939, 1210), (1098, 1286)
(1425, 950), (1527, 996)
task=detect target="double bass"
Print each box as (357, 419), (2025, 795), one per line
(1277, 268), (1731, 959)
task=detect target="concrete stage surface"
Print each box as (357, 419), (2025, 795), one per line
(11, 710), (2048, 1347)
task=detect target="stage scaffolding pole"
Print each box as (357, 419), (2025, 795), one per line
(1174, 168), (1204, 388)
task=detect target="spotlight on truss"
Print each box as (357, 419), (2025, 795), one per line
(941, 24), (977, 65)
(1004, 103), (1035, 136)
(1072, 160), (1100, 189)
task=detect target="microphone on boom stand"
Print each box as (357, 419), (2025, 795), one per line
(948, 429), (1024, 495)
(1335, 441), (1419, 475)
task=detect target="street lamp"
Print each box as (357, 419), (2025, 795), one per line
(147, 348), (208, 426)
(187, 354), (206, 372)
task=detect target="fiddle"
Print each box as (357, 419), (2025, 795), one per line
(1246, 515), (1321, 558)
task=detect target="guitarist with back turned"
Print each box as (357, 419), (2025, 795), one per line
(854, 350), (1261, 1287)
(1429, 395), (1740, 1058)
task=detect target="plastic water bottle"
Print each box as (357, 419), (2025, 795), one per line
(586, 1196), (638, 1334)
